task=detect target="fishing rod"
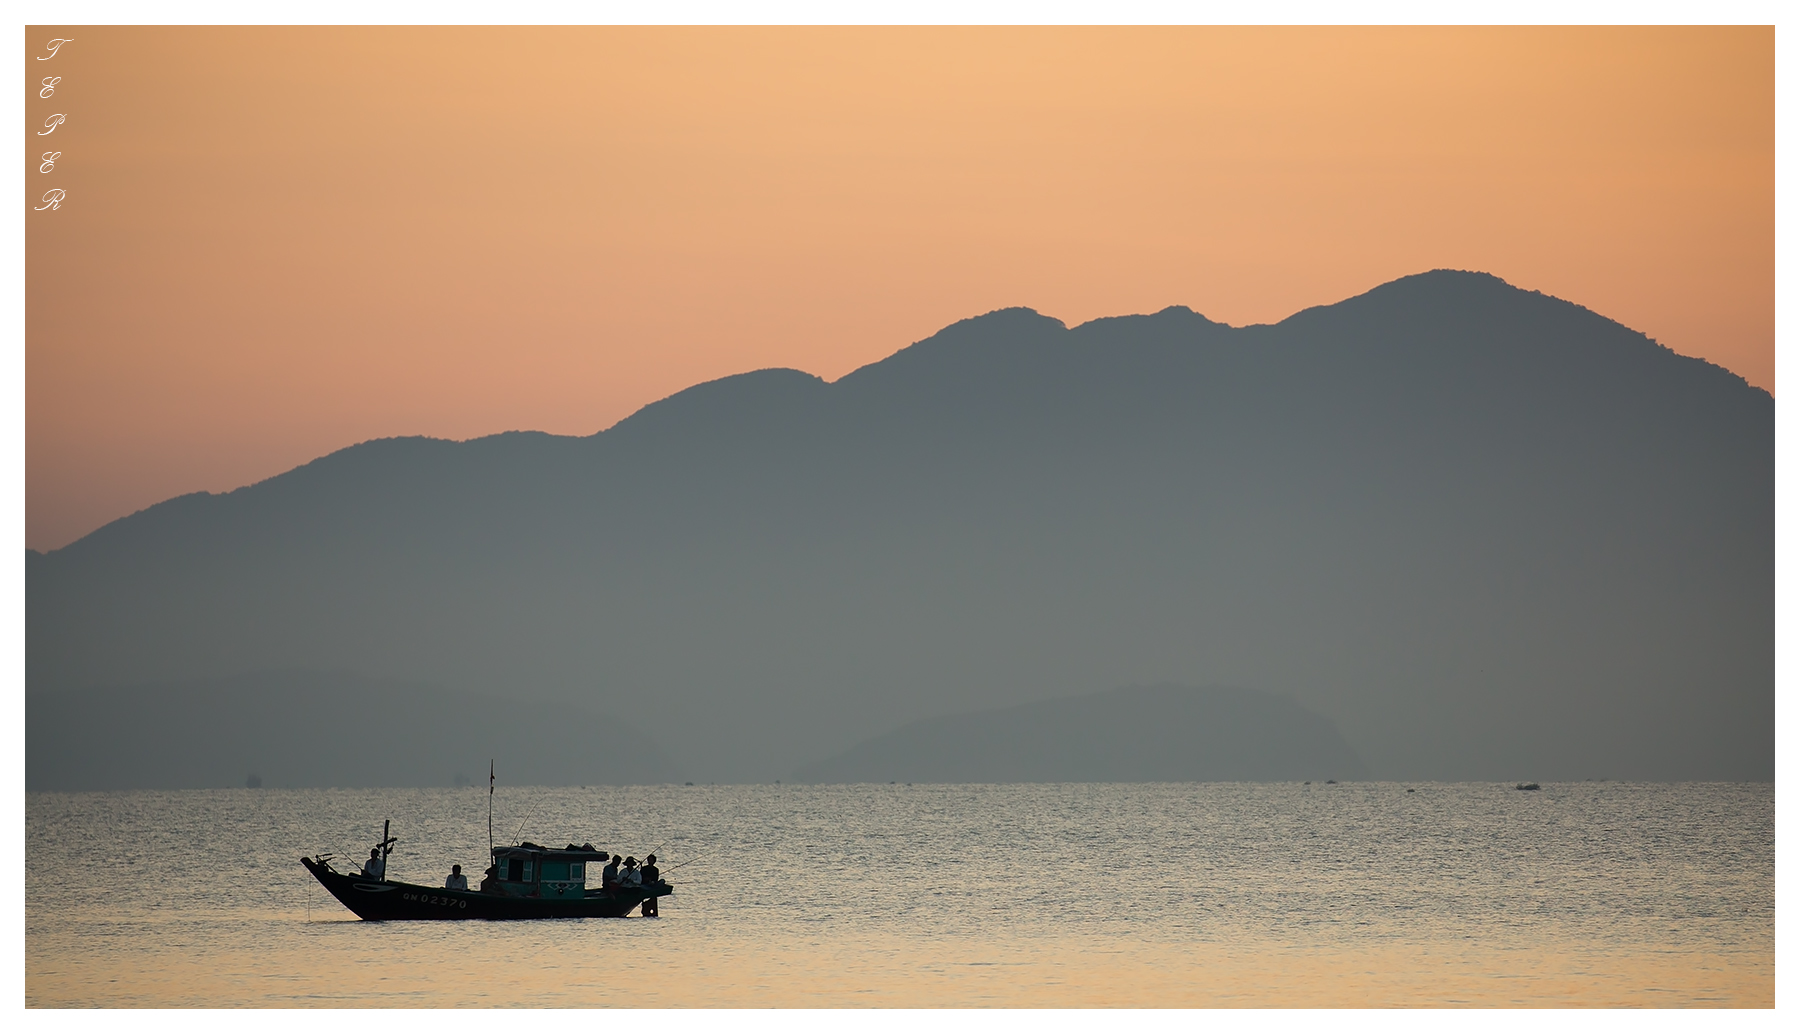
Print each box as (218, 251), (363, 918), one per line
(661, 855), (704, 874)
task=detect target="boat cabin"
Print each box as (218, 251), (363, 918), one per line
(490, 842), (611, 899)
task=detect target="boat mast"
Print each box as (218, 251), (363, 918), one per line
(378, 818), (396, 879)
(488, 759), (495, 858)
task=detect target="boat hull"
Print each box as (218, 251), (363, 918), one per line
(301, 857), (670, 920)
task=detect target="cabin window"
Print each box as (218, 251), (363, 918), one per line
(540, 862), (570, 882)
(570, 862), (584, 882)
(505, 858), (524, 882)
(522, 860), (533, 882)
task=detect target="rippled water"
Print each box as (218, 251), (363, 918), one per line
(26, 782), (1772, 1007)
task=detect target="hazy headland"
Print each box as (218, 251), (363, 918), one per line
(793, 684), (1369, 784)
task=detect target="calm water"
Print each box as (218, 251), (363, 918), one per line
(26, 782), (1772, 1007)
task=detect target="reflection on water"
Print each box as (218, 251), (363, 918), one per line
(26, 782), (1771, 1007)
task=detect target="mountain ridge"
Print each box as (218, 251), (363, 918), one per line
(31, 270), (1759, 562)
(28, 270), (1771, 783)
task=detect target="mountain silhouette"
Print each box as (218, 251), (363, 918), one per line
(792, 685), (1368, 784)
(27, 271), (1772, 782)
(26, 669), (678, 791)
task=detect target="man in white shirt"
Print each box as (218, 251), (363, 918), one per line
(445, 864), (468, 890)
(362, 848), (386, 880)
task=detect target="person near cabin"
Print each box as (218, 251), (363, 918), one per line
(445, 864), (468, 891)
(479, 864), (500, 894)
(362, 848), (386, 879)
(603, 854), (621, 889)
(640, 854), (661, 917)
(621, 857), (642, 888)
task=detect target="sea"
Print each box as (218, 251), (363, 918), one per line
(24, 781), (1773, 1008)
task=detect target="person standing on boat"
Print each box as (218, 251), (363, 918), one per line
(603, 854), (621, 888)
(361, 848), (386, 880)
(480, 864), (500, 893)
(444, 864), (468, 891)
(639, 855), (660, 917)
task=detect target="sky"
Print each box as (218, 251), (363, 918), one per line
(25, 26), (1773, 552)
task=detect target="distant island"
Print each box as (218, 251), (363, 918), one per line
(793, 684), (1368, 784)
(27, 271), (1772, 783)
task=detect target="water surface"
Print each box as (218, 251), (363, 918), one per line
(26, 782), (1772, 1007)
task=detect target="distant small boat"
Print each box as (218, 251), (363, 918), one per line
(1515, 782), (1541, 791)
(302, 820), (671, 921)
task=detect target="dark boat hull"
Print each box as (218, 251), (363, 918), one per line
(301, 857), (671, 920)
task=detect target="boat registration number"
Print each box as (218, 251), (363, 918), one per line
(402, 893), (468, 909)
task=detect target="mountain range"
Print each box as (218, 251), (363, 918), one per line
(27, 270), (1772, 783)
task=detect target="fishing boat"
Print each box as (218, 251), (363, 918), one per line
(301, 824), (673, 921)
(302, 764), (674, 921)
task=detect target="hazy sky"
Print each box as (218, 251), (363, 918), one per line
(25, 26), (1772, 551)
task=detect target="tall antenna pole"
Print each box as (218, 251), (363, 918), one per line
(488, 760), (495, 857)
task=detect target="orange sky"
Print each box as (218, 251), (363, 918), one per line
(25, 26), (1773, 552)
